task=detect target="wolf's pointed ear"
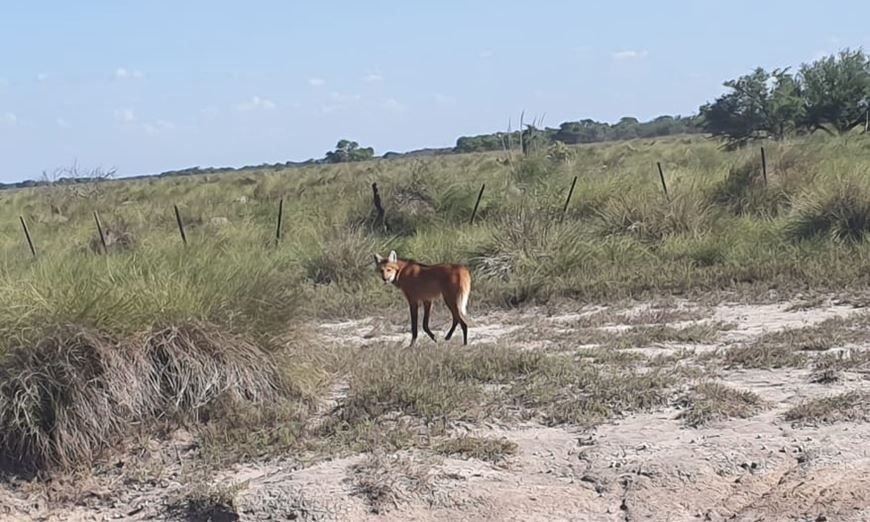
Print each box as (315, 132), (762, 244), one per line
(374, 253), (384, 264)
(388, 250), (398, 263)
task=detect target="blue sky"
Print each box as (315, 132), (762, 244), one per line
(0, 1), (868, 183)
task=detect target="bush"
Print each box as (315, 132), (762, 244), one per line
(709, 158), (789, 216)
(595, 189), (715, 241)
(785, 176), (870, 243)
(0, 322), (287, 473)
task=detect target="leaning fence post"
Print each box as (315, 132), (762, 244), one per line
(760, 146), (768, 186)
(93, 210), (107, 254)
(274, 198), (284, 246)
(469, 183), (485, 225)
(560, 176), (578, 223)
(656, 162), (669, 200)
(19, 216), (36, 258)
(371, 182), (387, 232)
(173, 204), (187, 246)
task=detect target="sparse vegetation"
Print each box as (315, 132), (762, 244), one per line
(349, 451), (436, 514)
(677, 382), (765, 427)
(5, 51), (870, 517)
(434, 436), (518, 464)
(784, 391), (870, 426)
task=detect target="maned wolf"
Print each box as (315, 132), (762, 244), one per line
(373, 250), (471, 346)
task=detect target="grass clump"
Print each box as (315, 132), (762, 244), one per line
(810, 349), (870, 384)
(349, 451), (435, 514)
(434, 436), (518, 464)
(676, 381), (765, 427)
(511, 360), (677, 426)
(723, 338), (808, 369)
(786, 176), (870, 243)
(784, 391), (870, 426)
(709, 158), (789, 217)
(0, 321), (289, 474)
(166, 477), (246, 522)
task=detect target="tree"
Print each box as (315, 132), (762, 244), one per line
(324, 139), (375, 163)
(699, 67), (803, 148)
(798, 48), (870, 134)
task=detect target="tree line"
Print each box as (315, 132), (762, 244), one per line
(2, 48), (867, 189)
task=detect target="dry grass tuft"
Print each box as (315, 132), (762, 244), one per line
(810, 349), (870, 383)
(166, 474), (246, 522)
(676, 381), (765, 427)
(143, 322), (284, 418)
(434, 436), (518, 464)
(0, 322), (288, 474)
(784, 391), (870, 426)
(349, 451), (436, 514)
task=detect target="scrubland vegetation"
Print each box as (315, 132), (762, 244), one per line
(3, 47), (870, 520)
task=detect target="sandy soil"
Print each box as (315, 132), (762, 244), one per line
(4, 295), (870, 521)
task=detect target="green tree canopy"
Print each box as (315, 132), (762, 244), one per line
(324, 139), (375, 163)
(799, 48), (870, 134)
(699, 67), (804, 148)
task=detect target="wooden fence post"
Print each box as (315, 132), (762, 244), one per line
(371, 182), (387, 232)
(174, 205), (187, 246)
(761, 146), (768, 186)
(560, 176), (578, 223)
(469, 183), (485, 225)
(93, 211), (108, 254)
(656, 162), (669, 200)
(274, 198), (284, 246)
(19, 216), (36, 258)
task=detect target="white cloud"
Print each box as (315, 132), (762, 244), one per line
(157, 119), (175, 130)
(330, 91), (361, 103)
(237, 96), (277, 111)
(56, 117), (71, 128)
(381, 98), (406, 113)
(36, 73), (48, 82)
(114, 108), (136, 122)
(479, 49), (494, 59)
(434, 93), (456, 105)
(115, 67), (144, 80)
(612, 50), (648, 60)
(308, 77), (325, 87)
(3, 112), (16, 127)
(363, 72), (383, 82)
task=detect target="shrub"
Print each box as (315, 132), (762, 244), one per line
(0, 322), (287, 473)
(785, 176), (870, 243)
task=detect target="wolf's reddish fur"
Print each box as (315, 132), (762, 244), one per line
(374, 250), (471, 346)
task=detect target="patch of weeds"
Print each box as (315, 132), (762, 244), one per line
(676, 381), (765, 427)
(784, 391), (870, 426)
(511, 358), (677, 426)
(349, 451), (435, 514)
(315, 415), (432, 457)
(606, 322), (731, 349)
(616, 306), (713, 326)
(434, 436), (518, 464)
(166, 475), (247, 522)
(724, 342), (808, 369)
(575, 347), (647, 367)
(332, 344), (550, 427)
(196, 396), (310, 466)
(810, 349), (870, 384)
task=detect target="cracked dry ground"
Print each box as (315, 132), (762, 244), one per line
(5, 293), (870, 521)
